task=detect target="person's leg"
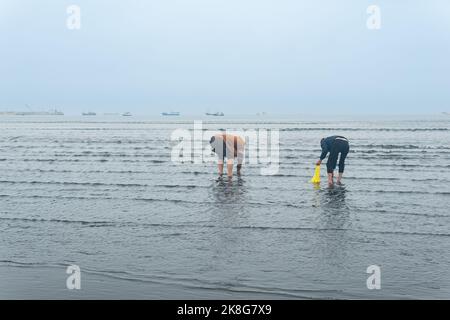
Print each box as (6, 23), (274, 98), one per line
(217, 159), (224, 177)
(327, 172), (334, 185)
(337, 143), (349, 184)
(336, 153), (345, 184)
(236, 164), (242, 176)
(215, 140), (227, 177)
(327, 143), (339, 185)
(336, 172), (343, 184)
(236, 148), (244, 176)
(226, 158), (234, 178)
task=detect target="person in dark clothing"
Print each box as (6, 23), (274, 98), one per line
(316, 136), (349, 185)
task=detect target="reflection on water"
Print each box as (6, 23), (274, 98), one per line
(323, 184), (348, 212)
(208, 177), (249, 228)
(207, 177), (248, 230)
(311, 183), (348, 213)
(211, 177), (247, 205)
(317, 184), (349, 228)
(207, 177), (249, 268)
(314, 184), (352, 269)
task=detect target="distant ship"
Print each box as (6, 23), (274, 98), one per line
(0, 111), (19, 115)
(82, 112), (96, 116)
(122, 112), (132, 116)
(1, 108), (64, 116)
(1, 104), (64, 116)
(205, 112), (224, 116)
(162, 111), (180, 116)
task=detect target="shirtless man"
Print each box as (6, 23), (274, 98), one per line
(209, 133), (245, 179)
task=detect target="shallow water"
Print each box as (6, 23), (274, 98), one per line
(1, 115), (449, 299)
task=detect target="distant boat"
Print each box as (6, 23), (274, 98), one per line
(1, 105), (63, 116)
(122, 112), (132, 116)
(82, 112), (96, 116)
(14, 109), (64, 116)
(161, 111), (180, 116)
(205, 112), (224, 116)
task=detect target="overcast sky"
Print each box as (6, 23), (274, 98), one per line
(1, 0), (449, 115)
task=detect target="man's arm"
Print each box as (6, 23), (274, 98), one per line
(317, 141), (329, 165)
(319, 148), (328, 161)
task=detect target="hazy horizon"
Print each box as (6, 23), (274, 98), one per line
(0, 110), (448, 118)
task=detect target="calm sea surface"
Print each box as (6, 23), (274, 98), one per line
(1, 115), (449, 299)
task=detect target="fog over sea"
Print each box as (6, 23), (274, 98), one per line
(1, 115), (449, 299)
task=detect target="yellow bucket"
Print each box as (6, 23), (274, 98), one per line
(310, 165), (321, 183)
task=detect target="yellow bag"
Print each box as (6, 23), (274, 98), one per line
(310, 165), (321, 183)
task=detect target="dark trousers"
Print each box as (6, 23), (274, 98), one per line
(327, 139), (349, 174)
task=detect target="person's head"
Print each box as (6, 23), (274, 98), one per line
(320, 138), (325, 146)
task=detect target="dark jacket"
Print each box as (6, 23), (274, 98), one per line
(320, 136), (348, 160)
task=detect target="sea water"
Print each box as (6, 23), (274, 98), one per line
(0, 115), (449, 299)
